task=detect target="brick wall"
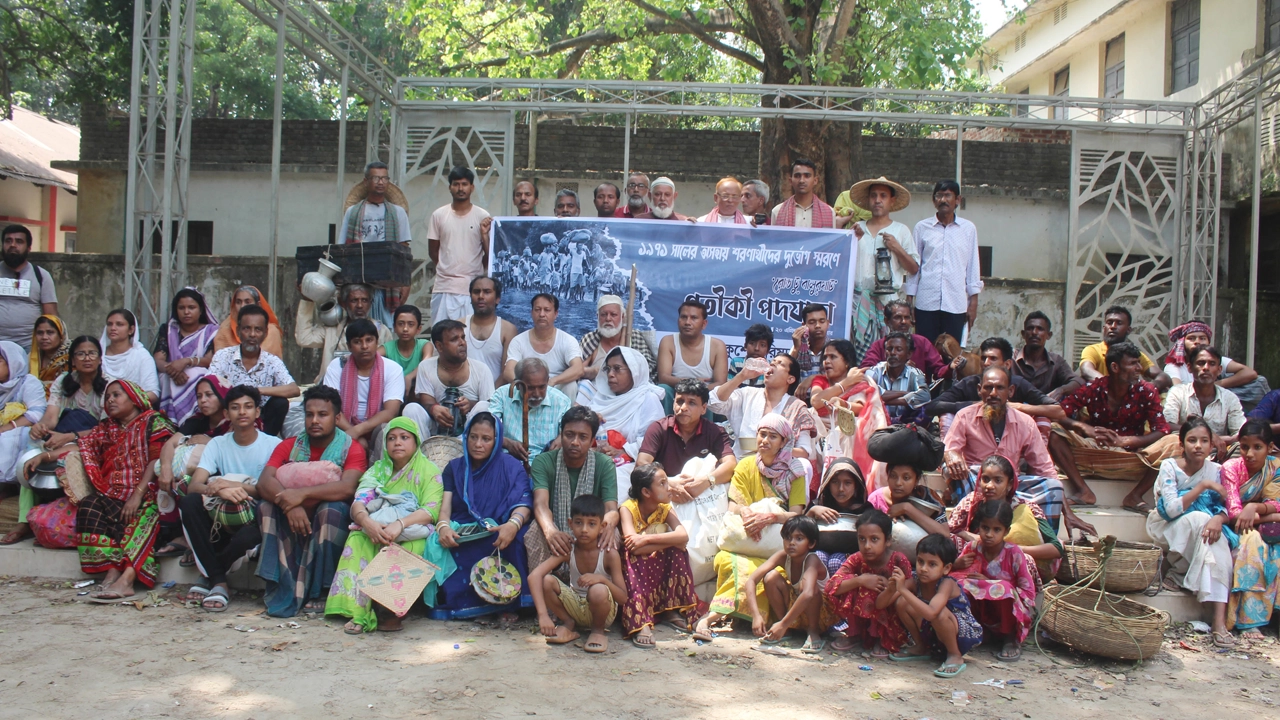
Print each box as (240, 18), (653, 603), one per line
(80, 106), (1069, 189)
(930, 127), (1072, 145)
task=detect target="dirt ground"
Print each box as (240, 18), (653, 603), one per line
(2, 577), (1278, 720)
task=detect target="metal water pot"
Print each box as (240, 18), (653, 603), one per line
(317, 299), (345, 327)
(301, 258), (341, 303)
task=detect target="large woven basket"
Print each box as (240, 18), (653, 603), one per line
(421, 435), (464, 469)
(343, 179), (409, 211)
(1039, 584), (1168, 661)
(0, 496), (19, 536)
(1056, 537), (1162, 593)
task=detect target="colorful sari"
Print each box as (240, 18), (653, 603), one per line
(326, 418), (449, 631)
(825, 550), (913, 651)
(619, 498), (699, 635)
(818, 381), (889, 493)
(212, 285), (284, 357)
(155, 289), (219, 424)
(1224, 456), (1280, 629)
(257, 428), (356, 617)
(430, 415), (534, 619)
(948, 474), (1064, 583)
(951, 540), (1038, 643)
(709, 448), (806, 619)
(74, 380), (176, 587)
(29, 314), (69, 396)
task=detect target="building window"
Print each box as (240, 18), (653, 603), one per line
(1170, 0), (1200, 93)
(145, 220), (213, 256)
(1052, 67), (1070, 119)
(1268, 0), (1280, 52)
(1015, 88), (1030, 118)
(1103, 34), (1125, 120)
(1015, 31), (1027, 52)
(1054, 3), (1068, 24)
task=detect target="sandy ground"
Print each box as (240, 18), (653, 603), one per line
(2, 577), (1278, 720)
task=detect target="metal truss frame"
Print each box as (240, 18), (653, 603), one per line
(130, 3), (1278, 362)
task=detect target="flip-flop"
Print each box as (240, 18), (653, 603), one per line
(179, 551), (196, 567)
(343, 621), (366, 635)
(584, 633), (608, 653)
(759, 636), (785, 646)
(801, 637), (826, 654)
(691, 629), (714, 643)
(1212, 631), (1237, 648)
(631, 633), (656, 650)
(202, 590), (230, 613)
(889, 648), (933, 661)
(831, 636), (859, 652)
(662, 616), (690, 632)
(153, 542), (187, 558)
(88, 593), (140, 604)
(1122, 502), (1152, 515)
(997, 642), (1022, 661)
(934, 662), (967, 678)
(1065, 497), (1097, 508)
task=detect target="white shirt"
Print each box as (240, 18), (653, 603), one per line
(1162, 383), (1246, 436)
(322, 356), (405, 420)
(905, 215), (983, 314)
(507, 329), (583, 376)
(708, 386), (814, 459)
(414, 357), (495, 405)
(771, 202), (813, 227)
(1164, 359), (1234, 385)
(428, 204), (490, 295)
(337, 201), (412, 244)
(853, 219), (918, 294)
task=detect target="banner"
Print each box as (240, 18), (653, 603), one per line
(488, 218), (853, 355)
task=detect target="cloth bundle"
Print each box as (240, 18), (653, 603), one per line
(866, 423), (944, 470)
(364, 488), (434, 541)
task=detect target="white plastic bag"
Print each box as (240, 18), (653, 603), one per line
(671, 455), (729, 586)
(716, 497), (786, 558)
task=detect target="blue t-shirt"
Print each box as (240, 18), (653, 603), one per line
(1249, 390), (1280, 424)
(196, 431), (282, 480)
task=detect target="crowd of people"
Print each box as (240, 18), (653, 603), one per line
(1, 158), (1279, 676)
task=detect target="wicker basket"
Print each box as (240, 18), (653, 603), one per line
(1039, 584), (1169, 661)
(421, 436), (464, 469)
(1056, 537), (1162, 593)
(0, 496), (19, 536)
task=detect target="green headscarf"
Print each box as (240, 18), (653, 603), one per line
(354, 417), (444, 522)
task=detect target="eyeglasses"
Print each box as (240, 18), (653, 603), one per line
(74, 351), (100, 360)
(625, 183), (648, 190)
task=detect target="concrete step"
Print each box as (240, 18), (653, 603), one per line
(1077, 477), (1153, 509)
(1060, 505), (1151, 544)
(1127, 587), (1201, 622)
(0, 538), (262, 589)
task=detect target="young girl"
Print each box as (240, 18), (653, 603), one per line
(950, 499), (1037, 661)
(949, 455), (1063, 582)
(825, 509), (913, 656)
(1146, 417), (1237, 647)
(807, 458), (870, 575)
(741, 515), (836, 653)
(885, 533), (984, 678)
(1222, 419), (1280, 635)
(868, 462), (949, 561)
(618, 463), (699, 649)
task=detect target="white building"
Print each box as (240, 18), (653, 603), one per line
(0, 107), (79, 251)
(973, 0), (1270, 103)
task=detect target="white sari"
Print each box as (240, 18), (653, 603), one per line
(1145, 458), (1232, 603)
(100, 325), (161, 398)
(585, 347), (665, 503)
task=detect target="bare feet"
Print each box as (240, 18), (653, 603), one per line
(1241, 628), (1264, 640)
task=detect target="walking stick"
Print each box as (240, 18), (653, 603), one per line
(509, 379), (531, 473)
(623, 264), (637, 346)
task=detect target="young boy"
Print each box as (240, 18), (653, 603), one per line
(728, 323), (774, 388)
(531, 494), (628, 654)
(884, 533), (983, 677)
(742, 515), (834, 653)
(825, 508), (913, 655)
(379, 304), (431, 396)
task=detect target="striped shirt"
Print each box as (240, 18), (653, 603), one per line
(905, 215), (983, 314)
(866, 362), (931, 424)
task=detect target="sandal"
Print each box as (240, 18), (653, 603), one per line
(997, 640), (1022, 661)
(153, 541), (188, 558)
(202, 590), (230, 613)
(934, 661), (967, 678)
(889, 646), (933, 662)
(179, 551), (196, 567)
(801, 637), (826, 654)
(182, 586), (211, 603)
(1122, 501), (1152, 515)
(831, 636), (859, 652)
(631, 632), (656, 650)
(1212, 631), (1237, 648)
(343, 621), (366, 635)
(584, 632), (608, 653)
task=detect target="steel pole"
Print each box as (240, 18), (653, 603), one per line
(336, 64), (349, 228)
(268, 4), (286, 307)
(955, 127), (964, 187)
(1247, 91), (1263, 367)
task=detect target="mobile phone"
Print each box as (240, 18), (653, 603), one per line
(754, 213), (767, 225)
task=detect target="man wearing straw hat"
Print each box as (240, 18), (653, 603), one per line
(337, 162), (411, 245)
(847, 177), (920, 361)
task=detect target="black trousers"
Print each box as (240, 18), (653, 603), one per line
(179, 491), (261, 587)
(914, 309), (968, 345)
(261, 396), (289, 437)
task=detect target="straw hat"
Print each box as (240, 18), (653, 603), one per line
(849, 176), (911, 213)
(344, 178), (410, 211)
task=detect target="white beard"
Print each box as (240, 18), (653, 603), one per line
(651, 204), (674, 219)
(598, 324), (622, 339)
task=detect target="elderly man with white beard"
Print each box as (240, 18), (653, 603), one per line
(579, 295), (658, 391)
(634, 177), (695, 222)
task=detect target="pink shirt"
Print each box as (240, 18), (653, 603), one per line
(428, 204), (490, 295)
(1220, 457), (1280, 520)
(943, 403), (1056, 478)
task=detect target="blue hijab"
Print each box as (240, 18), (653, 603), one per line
(447, 413), (532, 524)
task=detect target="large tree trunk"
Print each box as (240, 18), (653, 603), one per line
(759, 117), (863, 207)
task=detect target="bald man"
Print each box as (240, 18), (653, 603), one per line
(698, 178), (748, 224)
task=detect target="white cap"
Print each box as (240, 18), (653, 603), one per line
(650, 176), (676, 191)
(597, 294), (624, 310)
